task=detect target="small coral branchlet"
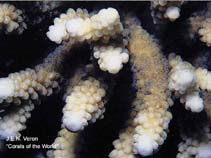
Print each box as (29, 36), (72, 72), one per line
(168, 54), (205, 113)
(150, 0), (184, 24)
(47, 127), (78, 158)
(0, 101), (34, 139)
(168, 55), (196, 94)
(188, 3), (211, 46)
(177, 125), (211, 158)
(93, 45), (129, 74)
(198, 18), (211, 47)
(35, 1), (62, 13)
(0, 3), (27, 34)
(109, 126), (135, 158)
(47, 7), (123, 44)
(195, 67), (211, 91)
(62, 77), (106, 132)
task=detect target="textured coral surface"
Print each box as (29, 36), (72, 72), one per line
(0, 1), (211, 158)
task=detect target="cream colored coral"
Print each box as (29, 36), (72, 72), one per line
(168, 55), (205, 113)
(109, 127), (135, 158)
(0, 101), (34, 138)
(62, 77), (106, 132)
(0, 3), (26, 34)
(195, 67), (211, 91)
(168, 55), (196, 94)
(47, 8), (123, 44)
(150, 0), (184, 24)
(0, 42), (73, 105)
(109, 17), (172, 157)
(128, 20), (172, 157)
(93, 45), (129, 74)
(198, 18), (211, 46)
(177, 126), (211, 158)
(47, 128), (78, 158)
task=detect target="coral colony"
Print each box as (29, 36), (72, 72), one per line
(0, 1), (211, 158)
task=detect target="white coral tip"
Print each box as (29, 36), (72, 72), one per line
(134, 134), (155, 156)
(185, 93), (204, 112)
(198, 143), (211, 158)
(63, 113), (86, 132)
(0, 78), (15, 100)
(165, 7), (180, 21)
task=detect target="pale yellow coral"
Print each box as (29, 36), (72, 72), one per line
(47, 128), (78, 158)
(177, 125), (211, 158)
(0, 42), (73, 105)
(151, 0), (184, 24)
(110, 17), (172, 157)
(0, 100), (34, 138)
(62, 77), (106, 132)
(198, 18), (211, 46)
(47, 8), (123, 44)
(0, 3), (26, 34)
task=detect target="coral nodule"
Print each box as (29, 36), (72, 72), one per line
(0, 2), (211, 158)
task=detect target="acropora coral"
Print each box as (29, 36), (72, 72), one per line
(0, 1), (211, 158)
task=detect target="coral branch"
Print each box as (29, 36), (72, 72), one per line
(0, 42), (72, 105)
(47, 128), (78, 158)
(0, 3), (27, 34)
(177, 125), (211, 158)
(93, 45), (129, 74)
(47, 8), (123, 44)
(150, 0), (184, 24)
(109, 17), (172, 157)
(0, 101), (34, 139)
(62, 77), (106, 132)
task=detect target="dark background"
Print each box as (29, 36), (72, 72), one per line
(0, 1), (210, 158)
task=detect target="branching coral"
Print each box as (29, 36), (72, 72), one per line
(198, 18), (211, 47)
(177, 125), (211, 158)
(93, 45), (129, 74)
(1, 2), (211, 158)
(150, 0), (184, 24)
(35, 1), (62, 13)
(47, 127), (78, 158)
(188, 3), (211, 46)
(0, 3), (27, 34)
(0, 100), (34, 138)
(62, 77), (106, 132)
(0, 42), (73, 138)
(109, 17), (172, 157)
(47, 7), (123, 44)
(0, 42), (72, 105)
(168, 54), (211, 113)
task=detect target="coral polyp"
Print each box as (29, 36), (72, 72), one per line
(0, 1), (211, 158)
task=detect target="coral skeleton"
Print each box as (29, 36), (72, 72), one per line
(93, 45), (129, 74)
(47, 127), (78, 158)
(0, 3), (26, 34)
(47, 7), (123, 44)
